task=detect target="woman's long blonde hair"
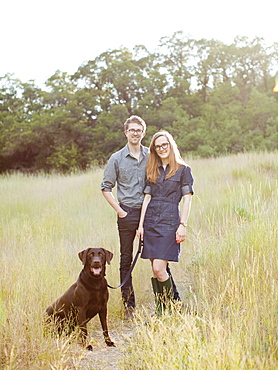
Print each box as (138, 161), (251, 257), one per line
(146, 131), (186, 183)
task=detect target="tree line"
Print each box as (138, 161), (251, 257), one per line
(1, 32), (278, 172)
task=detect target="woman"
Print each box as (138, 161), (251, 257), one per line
(137, 131), (194, 315)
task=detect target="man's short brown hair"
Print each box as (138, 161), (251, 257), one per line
(124, 115), (146, 132)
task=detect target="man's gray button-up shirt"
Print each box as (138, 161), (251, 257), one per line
(101, 144), (149, 208)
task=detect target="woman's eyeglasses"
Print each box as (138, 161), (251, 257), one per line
(154, 142), (169, 151)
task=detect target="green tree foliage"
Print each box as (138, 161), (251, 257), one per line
(1, 33), (278, 172)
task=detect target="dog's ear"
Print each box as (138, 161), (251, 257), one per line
(102, 249), (113, 265)
(78, 249), (90, 265)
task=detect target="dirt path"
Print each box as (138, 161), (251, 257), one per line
(73, 322), (134, 370)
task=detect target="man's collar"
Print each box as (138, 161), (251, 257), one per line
(123, 144), (130, 157)
(124, 143), (146, 157)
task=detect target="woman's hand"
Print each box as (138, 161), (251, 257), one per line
(176, 224), (186, 243)
(136, 194), (151, 241)
(137, 225), (144, 241)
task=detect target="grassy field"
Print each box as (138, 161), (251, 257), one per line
(0, 151), (277, 369)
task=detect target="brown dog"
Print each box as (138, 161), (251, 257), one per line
(46, 248), (115, 350)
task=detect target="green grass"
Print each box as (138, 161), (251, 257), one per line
(0, 152), (277, 369)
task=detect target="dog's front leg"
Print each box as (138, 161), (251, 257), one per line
(98, 308), (115, 347)
(77, 309), (88, 344)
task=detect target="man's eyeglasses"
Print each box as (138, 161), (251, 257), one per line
(126, 129), (144, 135)
(154, 142), (169, 151)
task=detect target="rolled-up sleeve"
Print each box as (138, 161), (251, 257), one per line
(100, 155), (117, 192)
(144, 181), (152, 195)
(181, 166), (194, 195)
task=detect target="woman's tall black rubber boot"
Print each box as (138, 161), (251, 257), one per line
(151, 277), (163, 317)
(157, 276), (174, 314)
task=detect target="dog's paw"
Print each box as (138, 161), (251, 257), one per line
(86, 344), (93, 351)
(105, 339), (115, 347)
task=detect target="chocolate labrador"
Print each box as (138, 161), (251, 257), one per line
(46, 248), (115, 350)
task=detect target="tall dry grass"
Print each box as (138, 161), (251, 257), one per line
(0, 152), (277, 369)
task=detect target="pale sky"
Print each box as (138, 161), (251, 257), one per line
(1, 0), (277, 87)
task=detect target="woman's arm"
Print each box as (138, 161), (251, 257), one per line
(137, 193), (151, 240)
(176, 193), (192, 243)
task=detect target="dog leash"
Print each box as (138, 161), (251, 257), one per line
(107, 239), (143, 290)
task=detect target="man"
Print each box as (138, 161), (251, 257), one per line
(100, 115), (180, 319)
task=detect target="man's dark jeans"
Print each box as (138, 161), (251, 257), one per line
(117, 204), (180, 308)
(117, 204), (140, 308)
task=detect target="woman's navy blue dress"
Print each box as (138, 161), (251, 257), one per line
(141, 164), (194, 262)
